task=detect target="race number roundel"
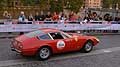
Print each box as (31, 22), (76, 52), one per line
(57, 40), (65, 49)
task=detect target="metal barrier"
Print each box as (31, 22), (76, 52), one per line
(0, 21), (120, 35)
(0, 24), (120, 32)
(0, 20), (120, 24)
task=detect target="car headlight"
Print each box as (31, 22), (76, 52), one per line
(95, 38), (100, 42)
(18, 43), (23, 49)
(19, 45), (23, 49)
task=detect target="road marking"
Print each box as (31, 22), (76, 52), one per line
(104, 50), (112, 53)
(0, 47), (120, 67)
(103, 50), (112, 53)
(49, 47), (120, 61)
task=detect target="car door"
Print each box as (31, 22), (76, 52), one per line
(61, 32), (79, 51)
(49, 32), (77, 53)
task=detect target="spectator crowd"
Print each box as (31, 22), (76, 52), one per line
(2, 10), (120, 24)
(2, 10), (120, 35)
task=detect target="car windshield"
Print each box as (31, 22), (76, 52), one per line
(61, 32), (72, 38)
(25, 30), (45, 38)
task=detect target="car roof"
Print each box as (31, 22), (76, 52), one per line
(39, 28), (60, 33)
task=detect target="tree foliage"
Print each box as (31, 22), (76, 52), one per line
(64, 0), (83, 12)
(0, 0), (84, 12)
(0, 0), (8, 7)
(21, 0), (36, 6)
(39, 0), (49, 10)
(49, 0), (84, 12)
(50, 0), (63, 12)
(102, 0), (120, 9)
(21, 0), (84, 12)
(112, 0), (120, 9)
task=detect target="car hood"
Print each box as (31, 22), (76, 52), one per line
(69, 33), (97, 39)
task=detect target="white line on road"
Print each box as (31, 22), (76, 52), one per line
(0, 47), (120, 67)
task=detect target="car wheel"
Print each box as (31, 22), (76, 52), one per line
(81, 41), (93, 53)
(37, 47), (51, 60)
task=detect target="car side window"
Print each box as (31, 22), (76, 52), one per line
(61, 32), (71, 39)
(38, 34), (52, 40)
(50, 32), (64, 39)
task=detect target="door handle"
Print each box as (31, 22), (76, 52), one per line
(65, 39), (73, 42)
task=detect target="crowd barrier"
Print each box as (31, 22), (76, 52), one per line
(0, 21), (120, 33)
(1, 20), (120, 25)
(0, 23), (120, 32)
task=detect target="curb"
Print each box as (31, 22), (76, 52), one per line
(85, 33), (120, 35)
(0, 35), (17, 38)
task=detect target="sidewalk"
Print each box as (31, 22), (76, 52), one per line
(0, 32), (120, 38)
(0, 33), (19, 38)
(85, 33), (120, 36)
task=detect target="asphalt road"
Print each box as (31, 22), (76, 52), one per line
(0, 35), (120, 67)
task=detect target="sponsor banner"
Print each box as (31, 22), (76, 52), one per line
(0, 24), (120, 32)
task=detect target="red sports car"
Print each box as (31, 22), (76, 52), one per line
(11, 28), (99, 60)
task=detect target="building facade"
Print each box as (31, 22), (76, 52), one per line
(84, 0), (102, 8)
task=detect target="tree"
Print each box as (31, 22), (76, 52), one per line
(3, 0), (83, 12)
(39, 0), (49, 10)
(0, 0), (8, 7)
(49, 0), (84, 13)
(102, 0), (120, 9)
(64, 0), (83, 12)
(50, 0), (63, 12)
(21, 0), (36, 6)
(112, 0), (120, 9)
(21, 0), (49, 10)
(102, 0), (117, 8)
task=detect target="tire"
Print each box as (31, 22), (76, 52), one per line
(81, 40), (93, 53)
(37, 47), (51, 60)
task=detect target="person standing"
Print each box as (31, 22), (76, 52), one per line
(3, 11), (8, 19)
(39, 11), (45, 21)
(18, 11), (26, 23)
(28, 13), (34, 21)
(3, 11), (12, 34)
(45, 12), (52, 21)
(18, 11), (26, 35)
(3, 11), (12, 24)
(52, 12), (59, 21)
(34, 12), (40, 21)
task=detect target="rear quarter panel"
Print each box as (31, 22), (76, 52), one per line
(22, 37), (61, 54)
